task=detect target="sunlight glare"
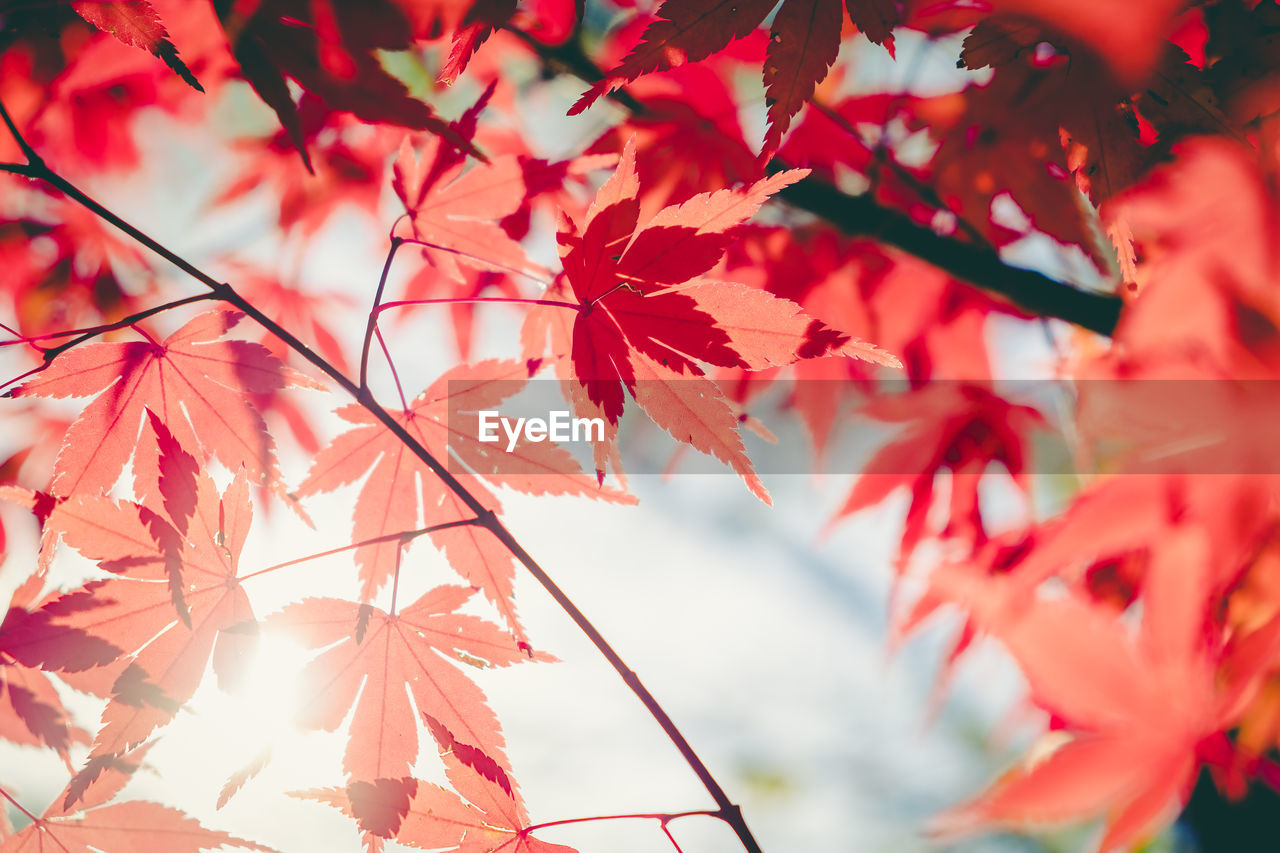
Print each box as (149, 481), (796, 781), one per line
(185, 631), (314, 771)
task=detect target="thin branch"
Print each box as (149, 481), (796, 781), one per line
(26, 293), (216, 362)
(0, 99), (40, 165)
(808, 98), (989, 247)
(361, 237), (403, 390)
(472, 512), (763, 853)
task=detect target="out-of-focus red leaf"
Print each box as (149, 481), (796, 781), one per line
(70, 0), (202, 90)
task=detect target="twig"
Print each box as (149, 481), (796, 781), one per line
(0, 99), (41, 165)
(0, 278), (209, 395)
(808, 98), (989, 247)
(44, 294), (215, 360)
(238, 518), (482, 583)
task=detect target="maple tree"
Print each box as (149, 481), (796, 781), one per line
(2, 0), (1280, 851)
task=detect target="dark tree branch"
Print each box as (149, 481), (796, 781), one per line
(774, 174), (1123, 336)
(512, 28), (1125, 338)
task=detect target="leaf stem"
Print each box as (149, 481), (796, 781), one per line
(0, 786), (44, 832)
(131, 324), (161, 347)
(376, 296), (580, 314)
(524, 809), (719, 833)
(0, 363), (49, 395)
(388, 547), (404, 617)
(662, 822), (687, 853)
(397, 236), (552, 286)
(374, 326), (410, 412)
(238, 519), (481, 583)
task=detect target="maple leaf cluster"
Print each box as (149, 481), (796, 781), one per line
(3, 1), (1280, 852)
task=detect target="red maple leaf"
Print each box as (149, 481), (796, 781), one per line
(11, 310), (303, 497)
(212, 0), (477, 169)
(761, 0), (844, 158)
(297, 360), (632, 631)
(296, 717), (575, 852)
(559, 138), (895, 413)
(271, 585), (531, 788)
(910, 0), (1185, 85)
(931, 528), (1237, 852)
(0, 746), (273, 853)
(0, 570), (117, 761)
(831, 383), (1044, 564)
(527, 138), (897, 497)
(71, 0), (202, 90)
(43, 467), (258, 778)
(391, 92), (539, 282)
